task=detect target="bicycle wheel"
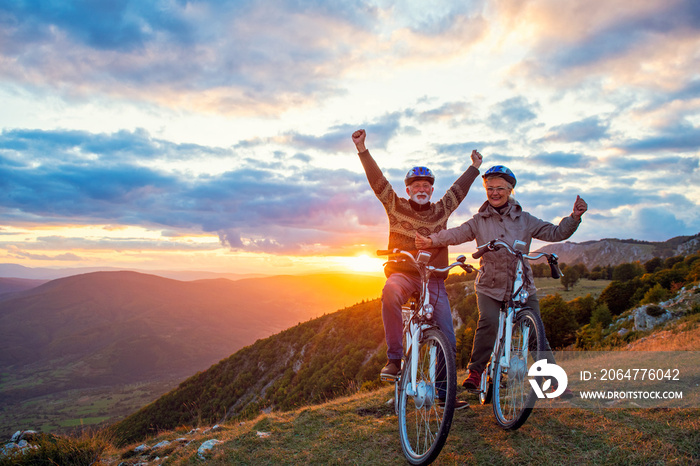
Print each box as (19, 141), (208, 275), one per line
(398, 328), (456, 465)
(492, 307), (546, 430)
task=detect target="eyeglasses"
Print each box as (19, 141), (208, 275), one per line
(486, 187), (510, 193)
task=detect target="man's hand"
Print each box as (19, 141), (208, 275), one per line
(415, 232), (433, 249)
(471, 150), (483, 169)
(572, 195), (588, 220)
(352, 129), (366, 152)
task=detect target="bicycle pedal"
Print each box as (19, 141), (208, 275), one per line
(380, 373), (400, 382)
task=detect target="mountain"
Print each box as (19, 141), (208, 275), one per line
(536, 233), (700, 268)
(0, 271), (384, 405)
(0, 263), (264, 281)
(110, 298), (386, 445)
(0, 277), (48, 295)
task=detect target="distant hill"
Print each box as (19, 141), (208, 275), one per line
(0, 271), (384, 406)
(0, 277), (48, 295)
(0, 263), (264, 281)
(110, 299), (386, 445)
(536, 234), (700, 268)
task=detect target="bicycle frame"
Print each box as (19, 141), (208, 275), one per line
(473, 239), (562, 428)
(378, 248), (472, 396)
(485, 249), (530, 385)
(379, 247), (472, 464)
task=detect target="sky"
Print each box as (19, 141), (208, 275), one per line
(1, 0), (699, 276)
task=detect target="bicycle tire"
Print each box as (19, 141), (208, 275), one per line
(492, 307), (546, 430)
(398, 327), (456, 465)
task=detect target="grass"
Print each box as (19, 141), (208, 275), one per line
(92, 375), (698, 465)
(534, 278), (612, 301)
(4, 361), (698, 464)
(0, 380), (178, 437)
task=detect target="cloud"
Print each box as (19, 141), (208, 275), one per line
(0, 1), (373, 113)
(0, 128), (228, 163)
(529, 152), (589, 169)
(0, 126), (393, 254)
(617, 123), (700, 153)
(508, 0), (700, 93)
(541, 116), (610, 143)
(488, 97), (539, 133)
(0, 1), (491, 115)
(7, 245), (84, 262)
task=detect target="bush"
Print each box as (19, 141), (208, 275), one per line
(539, 294), (579, 348)
(641, 283), (670, 305)
(612, 262), (644, 281)
(590, 304), (612, 328)
(645, 305), (665, 318)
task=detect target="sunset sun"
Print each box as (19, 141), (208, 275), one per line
(342, 253), (385, 274)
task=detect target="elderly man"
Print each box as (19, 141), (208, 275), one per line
(352, 128), (482, 381)
(416, 164), (587, 394)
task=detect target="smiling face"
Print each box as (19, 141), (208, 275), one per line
(406, 180), (434, 205)
(484, 176), (512, 208)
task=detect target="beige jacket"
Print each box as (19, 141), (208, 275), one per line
(429, 199), (581, 301)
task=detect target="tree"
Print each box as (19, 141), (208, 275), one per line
(612, 262), (644, 281)
(569, 294), (596, 325)
(590, 304), (612, 328)
(539, 294), (579, 349)
(644, 257), (664, 273)
(560, 265), (580, 291)
(598, 279), (639, 315)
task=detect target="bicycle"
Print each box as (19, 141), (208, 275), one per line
(470, 239), (562, 430)
(377, 248), (474, 465)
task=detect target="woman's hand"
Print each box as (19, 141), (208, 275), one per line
(572, 195), (588, 220)
(415, 232), (433, 249)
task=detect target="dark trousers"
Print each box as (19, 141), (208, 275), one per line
(467, 292), (554, 374)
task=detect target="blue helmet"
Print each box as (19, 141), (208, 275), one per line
(405, 166), (435, 186)
(483, 165), (516, 187)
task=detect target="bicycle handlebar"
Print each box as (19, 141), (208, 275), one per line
(472, 239), (563, 279)
(376, 249), (476, 274)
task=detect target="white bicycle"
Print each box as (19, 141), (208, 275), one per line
(377, 249), (474, 465)
(470, 239), (562, 430)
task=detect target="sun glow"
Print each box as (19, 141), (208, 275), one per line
(335, 253), (385, 274)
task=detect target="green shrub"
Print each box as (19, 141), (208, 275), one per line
(641, 283), (670, 305)
(645, 304), (665, 318)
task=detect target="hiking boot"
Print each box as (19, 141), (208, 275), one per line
(380, 360), (401, 382)
(462, 369), (481, 391)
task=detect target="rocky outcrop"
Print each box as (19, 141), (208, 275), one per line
(537, 234), (700, 267)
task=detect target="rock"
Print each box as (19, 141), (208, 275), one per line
(633, 304), (673, 331)
(152, 440), (170, 449)
(19, 431), (38, 442)
(10, 431), (21, 442)
(197, 439), (222, 459)
(134, 444), (150, 452)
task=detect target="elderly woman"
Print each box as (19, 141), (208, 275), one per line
(416, 165), (587, 393)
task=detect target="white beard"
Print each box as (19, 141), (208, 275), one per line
(411, 192), (431, 205)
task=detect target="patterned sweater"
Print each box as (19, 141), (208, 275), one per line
(358, 149), (480, 278)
